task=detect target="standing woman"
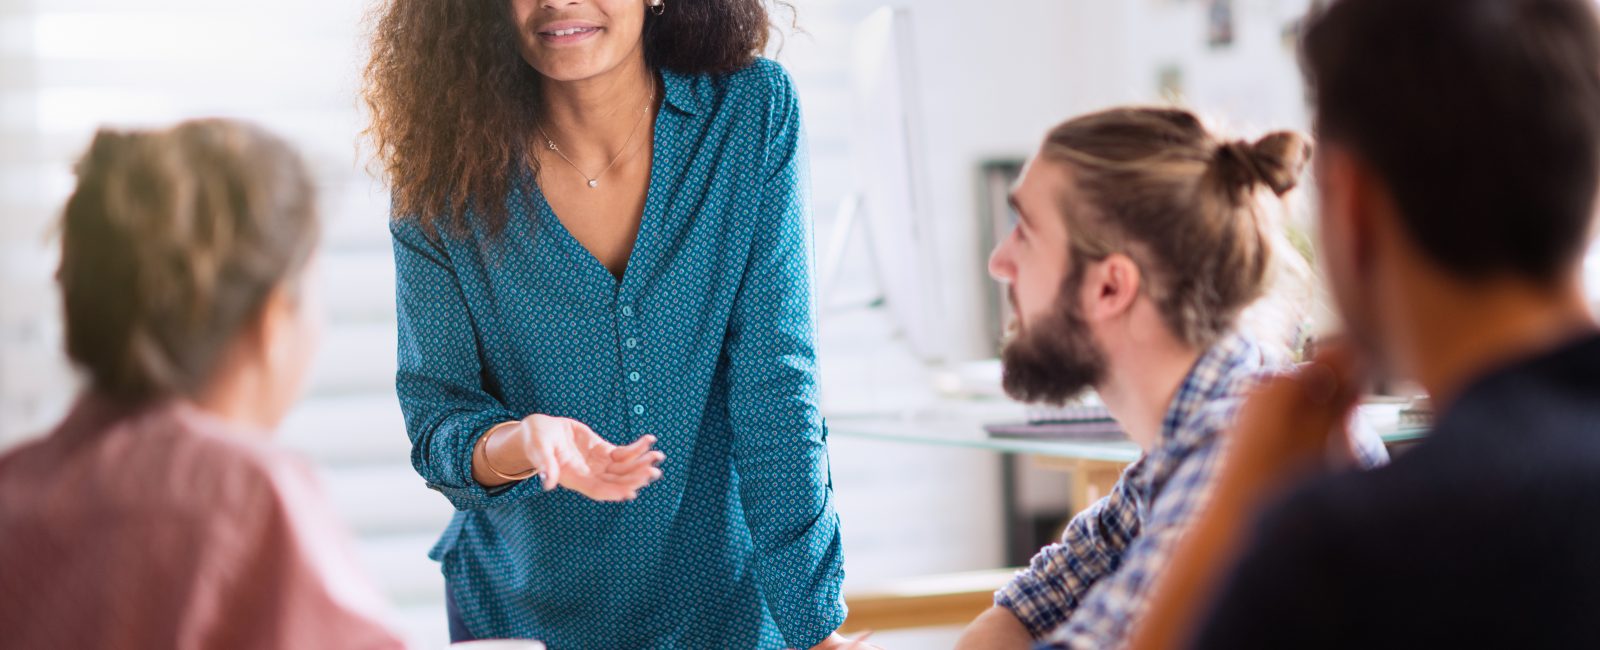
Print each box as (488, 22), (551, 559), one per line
(362, 1), (857, 648)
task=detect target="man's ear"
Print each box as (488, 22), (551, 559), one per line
(1085, 253), (1142, 322)
(1323, 147), (1382, 286)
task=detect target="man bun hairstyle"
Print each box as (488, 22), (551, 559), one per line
(1043, 107), (1313, 349)
(1210, 132), (1314, 200)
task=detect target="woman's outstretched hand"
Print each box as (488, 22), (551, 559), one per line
(515, 415), (665, 501)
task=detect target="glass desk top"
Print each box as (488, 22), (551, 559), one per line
(825, 399), (1427, 464)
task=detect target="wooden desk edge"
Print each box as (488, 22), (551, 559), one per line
(840, 569), (1017, 634)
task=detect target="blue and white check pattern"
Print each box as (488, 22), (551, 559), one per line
(390, 59), (845, 649)
(995, 334), (1388, 649)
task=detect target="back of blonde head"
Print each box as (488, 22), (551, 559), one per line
(57, 119), (319, 403)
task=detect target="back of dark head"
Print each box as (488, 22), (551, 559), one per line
(1302, 0), (1600, 283)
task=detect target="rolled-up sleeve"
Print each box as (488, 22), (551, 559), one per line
(996, 460), (1144, 639)
(722, 67), (846, 648)
(1037, 440), (1224, 649)
(390, 217), (543, 511)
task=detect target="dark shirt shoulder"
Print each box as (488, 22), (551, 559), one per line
(1194, 334), (1600, 649)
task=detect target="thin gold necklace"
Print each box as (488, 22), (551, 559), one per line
(537, 91), (655, 189)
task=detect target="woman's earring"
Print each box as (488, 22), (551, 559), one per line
(648, 0), (665, 16)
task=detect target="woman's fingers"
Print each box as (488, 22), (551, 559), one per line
(606, 450), (665, 476)
(563, 461), (664, 501)
(543, 423), (664, 501)
(605, 466), (663, 488)
(536, 437), (595, 490)
(531, 442), (560, 491)
(593, 461), (659, 485)
(599, 461), (663, 490)
(610, 434), (657, 461)
(592, 461), (659, 489)
(602, 482), (641, 501)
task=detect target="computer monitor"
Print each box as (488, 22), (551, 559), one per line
(847, 6), (944, 361)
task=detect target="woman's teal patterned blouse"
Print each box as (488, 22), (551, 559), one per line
(388, 58), (846, 649)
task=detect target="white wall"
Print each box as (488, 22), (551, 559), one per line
(0, 0), (51, 445)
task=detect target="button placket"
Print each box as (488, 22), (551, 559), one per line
(619, 301), (644, 423)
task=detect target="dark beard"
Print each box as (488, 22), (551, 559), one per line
(1000, 271), (1108, 405)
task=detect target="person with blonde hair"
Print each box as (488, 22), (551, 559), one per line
(0, 120), (405, 650)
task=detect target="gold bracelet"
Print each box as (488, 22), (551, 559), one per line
(479, 422), (537, 481)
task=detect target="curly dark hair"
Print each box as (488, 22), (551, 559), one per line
(362, 0), (794, 236)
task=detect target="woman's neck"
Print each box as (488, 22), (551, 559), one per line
(189, 347), (284, 436)
(538, 53), (656, 160)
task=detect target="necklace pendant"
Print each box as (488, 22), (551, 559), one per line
(587, 179), (599, 188)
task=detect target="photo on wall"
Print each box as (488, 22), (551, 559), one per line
(1208, 0), (1235, 48)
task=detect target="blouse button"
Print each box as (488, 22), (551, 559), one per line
(621, 305), (634, 317)
(625, 338), (639, 349)
(633, 404), (645, 416)
(629, 371), (641, 382)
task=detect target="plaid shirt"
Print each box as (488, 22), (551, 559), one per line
(994, 334), (1389, 650)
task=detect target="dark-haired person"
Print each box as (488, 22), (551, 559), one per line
(1133, 0), (1600, 648)
(953, 107), (1387, 650)
(361, 1), (860, 647)
(0, 121), (406, 649)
